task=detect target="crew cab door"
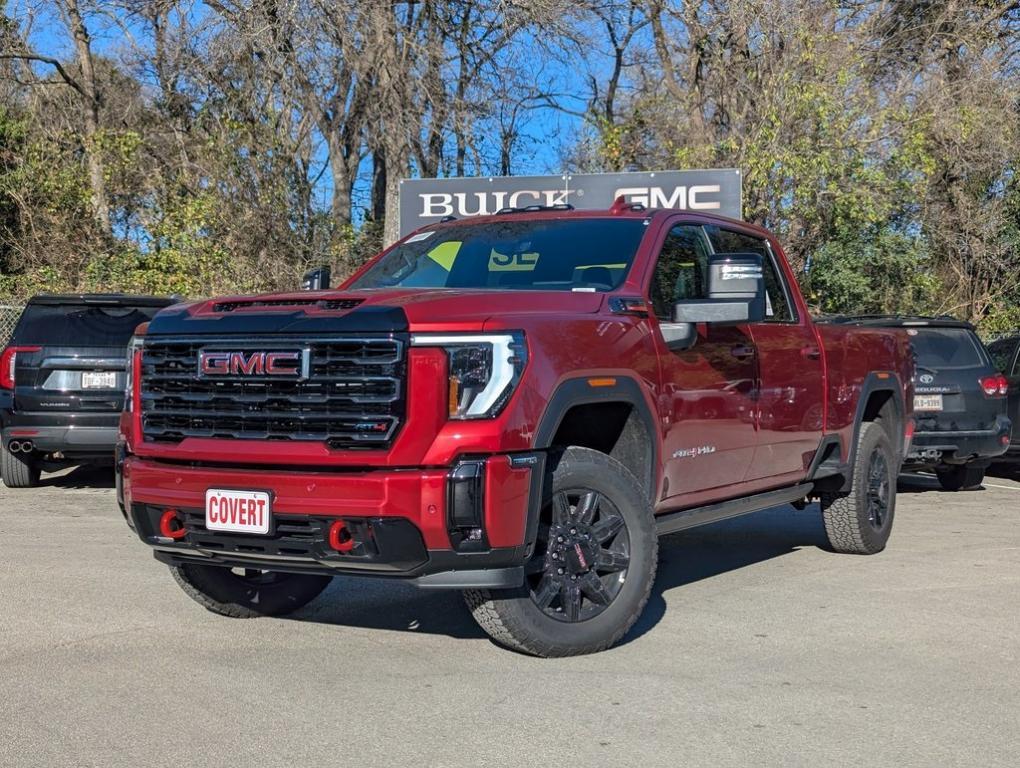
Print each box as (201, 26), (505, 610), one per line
(648, 222), (759, 498)
(701, 226), (825, 482)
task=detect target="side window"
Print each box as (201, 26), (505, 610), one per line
(705, 225), (795, 322)
(649, 225), (711, 320)
(988, 339), (1020, 375)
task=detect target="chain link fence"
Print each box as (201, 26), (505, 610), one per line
(1, 305), (24, 346)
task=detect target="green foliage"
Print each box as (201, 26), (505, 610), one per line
(806, 231), (942, 317)
(83, 193), (230, 296)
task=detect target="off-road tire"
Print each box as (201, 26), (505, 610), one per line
(820, 421), (896, 555)
(1, 445), (41, 488)
(464, 446), (657, 657)
(170, 563), (332, 618)
(935, 463), (985, 492)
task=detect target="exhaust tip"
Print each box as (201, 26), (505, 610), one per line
(20, 440), (33, 453)
(8, 441), (22, 453)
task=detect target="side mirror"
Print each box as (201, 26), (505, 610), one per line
(302, 266), (331, 291)
(660, 253), (765, 350)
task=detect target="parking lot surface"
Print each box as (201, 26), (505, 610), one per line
(1, 468), (1018, 767)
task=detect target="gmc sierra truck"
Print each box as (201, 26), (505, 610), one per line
(117, 201), (914, 657)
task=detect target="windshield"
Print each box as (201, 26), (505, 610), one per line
(13, 304), (165, 346)
(910, 328), (988, 370)
(349, 219), (647, 292)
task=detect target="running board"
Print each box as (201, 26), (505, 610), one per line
(655, 483), (814, 536)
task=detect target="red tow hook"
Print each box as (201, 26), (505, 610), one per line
(159, 509), (187, 540)
(328, 520), (356, 553)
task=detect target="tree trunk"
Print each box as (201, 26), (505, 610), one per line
(382, 144), (408, 247)
(64, 0), (110, 235)
(371, 148), (387, 223)
(328, 135), (354, 227)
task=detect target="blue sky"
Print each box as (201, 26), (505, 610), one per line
(11, 0), (621, 216)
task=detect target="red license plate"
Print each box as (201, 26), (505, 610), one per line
(205, 489), (271, 535)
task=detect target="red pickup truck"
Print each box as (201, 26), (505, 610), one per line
(117, 202), (914, 656)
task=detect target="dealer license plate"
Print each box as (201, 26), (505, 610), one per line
(914, 394), (943, 411)
(82, 371), (116, 389)
(205, 489), (271, 534)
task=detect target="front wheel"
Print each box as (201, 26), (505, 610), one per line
(170, 563), (332, 618)
(820, 421), (896, 555)
(935, 463), (985, 492)
(464, 446), (657, 657)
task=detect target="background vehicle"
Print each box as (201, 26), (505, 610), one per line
(1, 294), (176, 488)
(118, 205), (913, 656)
(987, 333), (1020, 466)
(826, 316), (1010, 490)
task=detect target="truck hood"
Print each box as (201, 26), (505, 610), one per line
(145, 288), (604, 336)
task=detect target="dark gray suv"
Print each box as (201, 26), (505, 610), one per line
(1, 294), (175, 487)
(827, 316), (1011, 490)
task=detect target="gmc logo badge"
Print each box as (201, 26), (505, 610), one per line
(198, 349), (309, 378)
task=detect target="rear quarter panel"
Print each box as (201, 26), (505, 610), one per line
(816, 324), (914, 457)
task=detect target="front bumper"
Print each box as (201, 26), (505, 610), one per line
(905, 416), (1012, 465)
(121, 452), (544, 589)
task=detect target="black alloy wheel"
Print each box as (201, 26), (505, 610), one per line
(866, 450), (890, 530)
(527, 488), (631, 622)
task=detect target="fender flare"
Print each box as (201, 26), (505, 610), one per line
(533, 375), (659, 503)
(839, 372), (907, 492)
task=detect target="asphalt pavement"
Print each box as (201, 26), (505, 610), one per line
(1, 466), (1018, 767)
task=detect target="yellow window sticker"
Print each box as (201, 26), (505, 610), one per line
(426, 241), (461, 271)
(489, 251), (539, 272)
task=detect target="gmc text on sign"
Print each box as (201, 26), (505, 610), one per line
(398, 169), (742, 236)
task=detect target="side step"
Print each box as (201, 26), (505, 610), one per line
(655, 483), (814, 537)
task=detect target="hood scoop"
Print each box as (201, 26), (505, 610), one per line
(211, 297), (364, 313)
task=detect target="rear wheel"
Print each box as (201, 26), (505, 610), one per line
(820, 421), (896, 555)
(935, 463), (986, 491)
(1, 444), (41, 488)
(170, 563), (332, 618)
(464, 446), (657, 657)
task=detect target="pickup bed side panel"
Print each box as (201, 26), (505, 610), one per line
(815, 324), (913, 465)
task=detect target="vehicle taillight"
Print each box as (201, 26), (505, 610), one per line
(979, 374), (1009, 397)
(0, 346), (41, 390)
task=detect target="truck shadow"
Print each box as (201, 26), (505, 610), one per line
(623, 504), (829, 646)
(294, 503), (834, 647)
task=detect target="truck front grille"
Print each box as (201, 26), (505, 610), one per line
(140, 335), (406, 449)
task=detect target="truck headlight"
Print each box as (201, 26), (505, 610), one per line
(124, 335), (144, 412)
(411, 332), (527, 419)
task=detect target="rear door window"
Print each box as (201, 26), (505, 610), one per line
(13, 304), (163, 346)
(910, 328), (989, 370)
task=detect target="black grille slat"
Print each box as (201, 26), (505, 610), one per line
(141, 336), (406, 450)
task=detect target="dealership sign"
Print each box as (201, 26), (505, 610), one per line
(398, 169), (742, 236)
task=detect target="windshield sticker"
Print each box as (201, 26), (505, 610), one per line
(489, 251), (539, 272)
(406, 231), (435, 243)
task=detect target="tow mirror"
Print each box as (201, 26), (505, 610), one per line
(302, 266), (331, 291)
(660, 252), (766, 350)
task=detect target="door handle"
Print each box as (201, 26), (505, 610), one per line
(801, 345), (821, 360)
(730, 345), (755, 361)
